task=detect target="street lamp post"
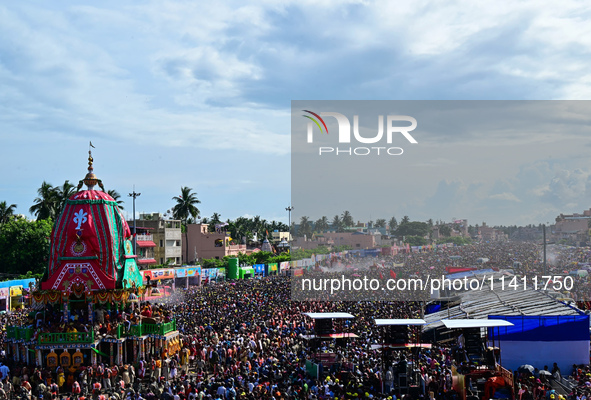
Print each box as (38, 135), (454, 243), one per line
(129, 189), (141, 256)
(286, 205), (294, 241)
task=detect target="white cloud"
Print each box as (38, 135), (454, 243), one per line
(4, 1), (591, 223)
(489, 192), (521, 202)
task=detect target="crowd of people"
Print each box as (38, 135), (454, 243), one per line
(0, 241), (590, 400)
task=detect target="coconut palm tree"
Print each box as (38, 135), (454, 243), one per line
(341, 210), (354, 227)
(315, 216), (329, 233)
(55, 180), (76, 214)
(208, 212), (222, 232)
(332, 215), (344, 232)
(29, 181), (59, 220)
(172, 187), (201, 263)
(0, 201), (17, 225)
(269, 220), (289, 233)
(298, 216), (312, 238)
(389, 217), (398, 232)
(107, 189), (125, 210)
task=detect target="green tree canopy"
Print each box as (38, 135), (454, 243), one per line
(388, 217), (398, 231)
(405, 235), (427, 246)
(298, 216), (312, 238)
(375, 218), (386, 228)
(0, 201), (17, 225)
(341, 211), (354, 227)
(395, 220), (430, 237)
(439, 225), (452, 237)
(56, 180), (76, 212)
(0, 218), (53, 276)
(332, 215), (344, 232)
(29, 180), (77, 220)
(314, 216), (329, 233)
(436, 236), (471, 245)
(29, 181), (59, 220)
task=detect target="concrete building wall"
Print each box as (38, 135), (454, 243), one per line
(183, 224), (248, 261)
(135, 216), (182, 265)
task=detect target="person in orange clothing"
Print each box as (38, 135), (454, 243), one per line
(154, 358), (162, 382)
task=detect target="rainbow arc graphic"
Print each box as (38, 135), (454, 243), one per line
(302, 110), (329, 134)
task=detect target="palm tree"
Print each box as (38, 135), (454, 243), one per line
(341, 211), (354, 227)
(0, 201), (17, 225)
(172, 187), (201, 263)
(227, 217), (250, 244)
(107, 189), (125, 210)
(315, 216), (329, 233)
(270, 220), (289, 232)
(211, 212), (221, 225)
(332, 215), (344, 232)
(206, 213), (222, 231)
(389, 217), (398, 232)
(29, 181), (59, 220)
(55, 180), (76, 214)
(298, 216), (312, 239)
(401, 215), (410, 224)
(375, 218), (386, 228)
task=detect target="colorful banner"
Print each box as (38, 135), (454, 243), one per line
(279, 261), (290, 271)
(254, 264), (265, 274)
(202, 268), (219, 279)
(175, 267), (199, 278)
(141, 269), (175, 280)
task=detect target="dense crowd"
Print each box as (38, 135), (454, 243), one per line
(1, 241), (590, 400)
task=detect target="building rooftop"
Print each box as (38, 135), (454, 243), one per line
(424, 286), (582, 332)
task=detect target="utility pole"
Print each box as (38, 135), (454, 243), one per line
(286, 205), (294, 241)
(129, 187), (141, 256)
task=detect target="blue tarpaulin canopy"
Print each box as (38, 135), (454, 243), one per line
(488, 315), (589, 342)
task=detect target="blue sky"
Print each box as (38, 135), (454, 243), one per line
(2, 1), (591, 226)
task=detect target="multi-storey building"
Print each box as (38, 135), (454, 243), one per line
(134, 227), (157, 267)
(271, 231), (291, 243)
(136, 213), (182, 265)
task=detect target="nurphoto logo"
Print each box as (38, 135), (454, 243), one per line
(303, 110), (418, 156)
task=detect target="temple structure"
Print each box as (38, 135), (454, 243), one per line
(6, 150), (180, 368)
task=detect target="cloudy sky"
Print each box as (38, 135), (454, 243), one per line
(2, 1), (591, 226)
(291, 101), (591, 226)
